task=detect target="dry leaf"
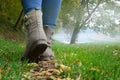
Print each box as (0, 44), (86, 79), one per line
(0, 69), (3, 73)
(0, 74), (1, 80)
(22, 60), (73, 80)
(27, 63), (38, 67)
(22, 72), (33, 79)
(21, 78), (26, 80)
(47, 69), (60, 75)
(60, 64), (71, 73)
(113, 49), (120, 56)
(0, 68), (4, 73)
(90, 67), (100, 72)
(76, 74), (81, 80)
(70, 59), (82, 66)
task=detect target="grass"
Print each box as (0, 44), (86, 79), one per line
(0, 38), (120, 80)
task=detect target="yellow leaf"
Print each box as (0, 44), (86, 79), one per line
(27, 63), (38, 67)
(60, 64), (71, 73)
(90, 67), (100, 72)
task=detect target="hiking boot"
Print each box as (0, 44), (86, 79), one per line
(39, 26), (54, 61)
(21, 9), (48, 63)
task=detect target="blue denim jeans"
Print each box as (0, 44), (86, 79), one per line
(21, 0), (62, 28)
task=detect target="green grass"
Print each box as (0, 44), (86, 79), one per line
(0, 38), (120, 80)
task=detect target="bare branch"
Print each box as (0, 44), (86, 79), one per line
(80, 0), (101, 28)
(86, 0), (90, 15)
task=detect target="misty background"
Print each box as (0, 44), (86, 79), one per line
(53, 27), (120, 44)
(53, 0), (120, 44)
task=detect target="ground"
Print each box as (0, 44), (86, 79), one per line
(0, 38), (120, 80)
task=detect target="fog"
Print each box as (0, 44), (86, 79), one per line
(53, 1), (120, 44)
(53, 28), (120, 44)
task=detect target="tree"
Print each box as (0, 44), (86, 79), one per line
(60, 0), (101, 44)
(60, 0), (120, 44)
(70, 0), (101, 44)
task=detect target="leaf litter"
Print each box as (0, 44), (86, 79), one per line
(22, 60), (73, 80)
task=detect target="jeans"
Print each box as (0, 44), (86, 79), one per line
(21, 0), (62, 28)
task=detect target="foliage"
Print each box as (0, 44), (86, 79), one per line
(0, 0), (22, 26)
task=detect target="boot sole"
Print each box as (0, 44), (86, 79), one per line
(28, 40), (48, 62)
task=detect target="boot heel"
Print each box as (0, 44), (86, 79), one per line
(31, 40), (48, 54)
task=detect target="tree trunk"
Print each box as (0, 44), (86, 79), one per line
(70, 26), (80, 44)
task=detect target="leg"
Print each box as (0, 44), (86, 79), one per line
(42, 0), (62, 29)
(39, 0), (62, 60)
(21, 0), (42, 14)
(21, 0), (47, 63)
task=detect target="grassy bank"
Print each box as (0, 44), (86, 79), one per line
(0, 38), (120, 80)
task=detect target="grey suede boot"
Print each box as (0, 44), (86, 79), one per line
(39, 26), (54, 61)
(21, 9), (48, 62)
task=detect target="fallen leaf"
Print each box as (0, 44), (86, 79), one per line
(0, 69), (2, 73)
(76, 73), (81, 80)
(113, 49), (120, 56)
(20, 45), (25, 48)
(0, 68), (4, 73)
(90, 67), (100, 72)
(70, 59), (82, 66)
(22, 72), (33, 79)
(27, 63), (38, 67)
(71, 53), (77, 56)
(22, 60), (73, 80)
(84, 78), (89, 80)
(0, 73), (1, 80)
(60, 64), (71, 73)
(47, 69), (60, 75)
(21, 78), (26, 80)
